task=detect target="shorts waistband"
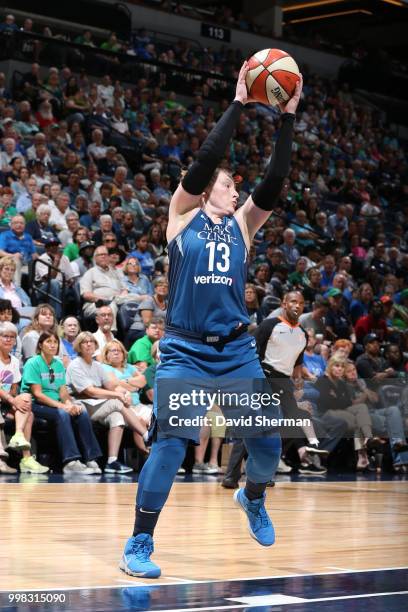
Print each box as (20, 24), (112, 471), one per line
(165, 324), (249, 347)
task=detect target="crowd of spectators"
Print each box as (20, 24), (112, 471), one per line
(0, 11), (407, 478)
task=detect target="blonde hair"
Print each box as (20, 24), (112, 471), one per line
(101, 339), (127, 368)
(73, 331), (98, 354)
(0, 256), (17, 273)
(326, 355), (347, 378)
(23, 303), (57, 335)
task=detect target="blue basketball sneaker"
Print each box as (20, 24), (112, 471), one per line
(233, 488), (275, 546)
(119, 534), (161, 578)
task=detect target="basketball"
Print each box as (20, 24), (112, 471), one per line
(246, 48), (300, 106)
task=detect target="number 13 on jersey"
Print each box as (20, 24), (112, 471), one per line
(205, 241), (230, 272)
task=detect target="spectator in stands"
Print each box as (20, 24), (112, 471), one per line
(128, 318), (164, 367)
(350, 283), (374, 325)
(120, 184), (148, 225)
(316, 356), (375, 470)
(58, 210), (80, 247)
(63, 226), (90, 261)
(21, 303), (63, 362)
(21, 330), (102, 474)
(87, 128), (107, 162)
(0, 255), (31, 316)
(49, 192), (70, 231)
(122, 256), (152, 299)
(101, 339), (150, 454)
(0, 187), (17, 227)
(0, 322), (49, 474)
(325, 288), (355, 342)
(344, 360), (408, 472)
(71, 239), (96, 276)
(355, 300), (388, 344)
(0, 214), (36, 284)
(60, 316), (81, 362)
(245, 283), (263, 327)
(67, 331), (146, 473)
(15, 176), (38, 214)
(126, 276), (168, 345)
(299, 296), (329, 336)
(319, 255), (336, 291)
(280, 228), (300, 270)
(128, 234), (155, 278)
(80, 200), (101, 232)
(93, 304), (116, 358)
(79, 245), (129, 326)
(25, 203), (56, 248)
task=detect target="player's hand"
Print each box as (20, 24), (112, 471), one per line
(234, 61), (257, 105)
(279, 74), (303, 114)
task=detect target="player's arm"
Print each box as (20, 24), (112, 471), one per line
(167, 63), (251, 240)
(236, 77), (303, 244)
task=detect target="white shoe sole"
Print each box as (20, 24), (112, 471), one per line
(119, 559), (161, 578)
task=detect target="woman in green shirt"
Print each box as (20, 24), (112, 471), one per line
(63, 226), (90, 261)
(21, 331), (102, 474)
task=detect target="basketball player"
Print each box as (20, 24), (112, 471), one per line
(120, 62), (303, 578)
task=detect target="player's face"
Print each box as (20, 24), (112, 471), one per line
(207, 172), (238, 217)
(283, 293), (304, 322)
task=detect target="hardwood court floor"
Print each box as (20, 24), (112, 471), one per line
(1, 480), (407, 591)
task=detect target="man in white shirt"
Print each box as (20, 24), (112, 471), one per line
(49, 192), (70, 231)
(93, 305), (116, 360)
(35, 236), (76, 318)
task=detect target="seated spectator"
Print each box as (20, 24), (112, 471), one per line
(302, 332), (327, 379)
(126, 277), (168, 343)
(120, 185), (147, 226)
(0, 299), (22, 361)
(325, 288), (355, 342)
(93, 305), (116, 359)
(128, 234), (155, 278)
(0, 187), (17, 227)
(319, 255), (336, 291)
(0, 215), (36, 284)
(25, 204), (57, 249)
(63, 226), (90, 261)
(288, 257), (309, 289)
(302, 267), (323, 305)
(332, 339), (353, 360)
(0, 256), (31, 312)
(71, 240), (96, 276)
(148, 223), (166, 259)
(49, 192), (70, 232)
(34, 237), (76, 319)
(122, 256), (153, 299)
(60, 316), (81, 362)
(355, 300), (388, 344)
(299, 296), (329, 337)
(58, 210), (80, 247)
(80, 245), (132, 327)
(66, 332), (147, 473)
(280, 228), (300, 270)
(350, 283), (374, 325)
(101, 339), (150, 454)
(128, 318), (164, 367)
(316, 356), (375, 470)
(21, 330), (102, 474)
(80, 200), (101, 233)
(392, 288), (408, 331)
(345, 360), (408, 471)
(0, 322), (49, 474)
(245, 283), (263, 327)
(21, 303), (63, 362)
(87, 129), (107, 162)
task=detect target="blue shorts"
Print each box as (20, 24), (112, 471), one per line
(153, 334), (280, 443)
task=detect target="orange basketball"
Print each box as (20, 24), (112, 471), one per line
(246, 48), (300, 106)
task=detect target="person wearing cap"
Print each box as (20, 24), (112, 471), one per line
(355, 301), (388, 344)
(71, 240), (96, 276)
(325, 287), (355, 343)
(35, 237), (76, 319)
(356, 334), (395, 386)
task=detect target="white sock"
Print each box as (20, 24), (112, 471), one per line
(108, 456), (117, 464)
(308, 438), (319, 446)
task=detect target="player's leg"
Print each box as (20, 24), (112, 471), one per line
(120, 436), (188, 578)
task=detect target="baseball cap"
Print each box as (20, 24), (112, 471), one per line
(44, 236), (60, 246)
(363, 333), (380, 346)
(327, 287), (342, 298)
(79, 240), (96, 252)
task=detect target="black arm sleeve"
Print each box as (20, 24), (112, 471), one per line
(251, 113), (295, 211)
(181, 100), (244, 196)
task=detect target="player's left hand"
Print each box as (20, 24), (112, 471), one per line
(279, 74), (303, 114)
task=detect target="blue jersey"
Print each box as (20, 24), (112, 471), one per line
(166, 211), (249, 335)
